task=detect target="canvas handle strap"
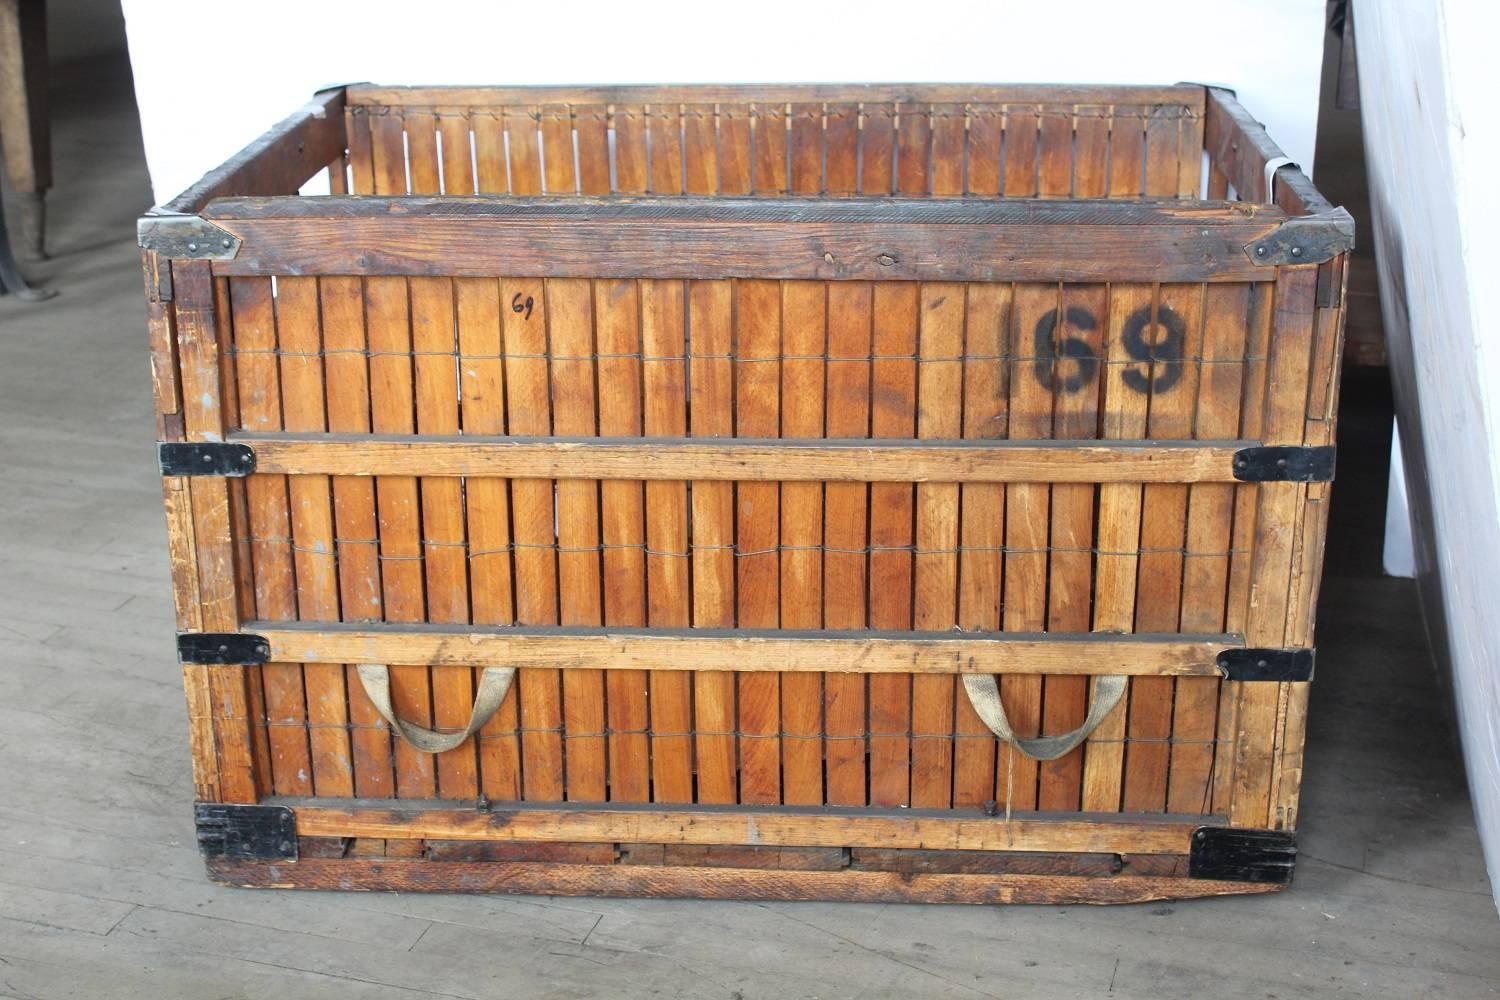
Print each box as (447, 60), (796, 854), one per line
(961, 674), (1128, 762)
(355, 664), (515, 754)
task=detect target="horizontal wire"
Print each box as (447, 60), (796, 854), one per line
(259, 720), (1221, 747)
(228, 346), (1263, 366)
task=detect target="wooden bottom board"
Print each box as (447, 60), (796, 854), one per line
(206, 856), (1279, 904)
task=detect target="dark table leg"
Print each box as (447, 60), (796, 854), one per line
(0, 0), (51, 261)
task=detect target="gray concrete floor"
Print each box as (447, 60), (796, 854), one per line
(1, 26), (1498, 1000)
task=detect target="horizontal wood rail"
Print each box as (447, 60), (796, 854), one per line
(244, 622), (1241, 677)
(200, 195), (1287, 282)
(347, 82), (1208, 108)
(278, 798), (1220, 855)
(233, 433), (1253, 483)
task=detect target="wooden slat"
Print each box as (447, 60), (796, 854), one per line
(504, 107), (542, 195)
(611, 105), (649, 194)
(540, 105), (576, 195)
(411, 276), (477, 799)
(161, 89), (346, 212)
(866, 284), (919, 807)
(238, 434), (1254, 484)
(683, 103), (718, 195)
(596, 279), (651, 802)
(174, 260), (256, 802)
(1001, 283), (1055, 812)
(719, 107), (753, 195)
(789, 102), (821, 194)
(473, 112), (508, 194)
(896, 103), (931, 195)
(364, 276), (433, 799)
(321, 275), (394, 800)
(1168, 283), (1251, 814)
(966, 107), (1002, 196)
(404, 112), (441, 194)
(1039, 283), (1107, 811)
(350, 83), (1207, 109)
(688, 281), (738, 803)
(212, 856), (1276, 904)
(547, 279), (607, 801)
(911, 284), (964, 809)
(275, 277), (353, 798)
(858, 103), (896, 196)
(285, 800), (1214, 855)
(649, 104), (683, 195)
(953, 283), (1008, 808)
(1108, 107), (1145, 199)
(641, 280), (694, 802)
(824, 103), (858, 195)
(206, 199), (1288, 285)
(501, 276), (562, 801)
(779, 281), (826, 804)
(438, 111), (474, 195)
(930, 103), (965, 196)
(1231, 266), (1319, 828)
(823, 283), (872, 806)
(1123, 284), (1205, 812)
(574, 105), (610, 195)
(229, 277), (309, 798)
(1080, 284), (1154, 812)
(455, 277), (520, 801)
(250, 624), (1240, 677)
(735, 279), (782, 805)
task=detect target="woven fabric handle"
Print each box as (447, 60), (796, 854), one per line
(356, 664), (515, 753)
(962, 673), (1127, 762)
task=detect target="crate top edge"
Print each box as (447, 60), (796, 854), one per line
(342, 81), (1209, 109)
(196, 193), (1288, 227)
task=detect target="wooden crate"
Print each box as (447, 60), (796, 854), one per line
(141, 83), (1350, 904)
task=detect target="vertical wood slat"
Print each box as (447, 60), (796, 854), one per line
(953, 283), (1007, 808)
(1039, 283), (1106, 812)
(321, 276), (394, 802)
(642, 280), (695, 802)
(823, 283), (872, 806)
(174, 260), (257, 803)
(411, 276), (477, 799)
(688, 280), (738, 803)
(549, 279), (607, 802)
(229, 277), (309, 798)
(501, 276), (561, 801)
(1123, 284), (1205, 812)
(276, 278), (353, 799)
(1214, 282), (1274, 815)
(651, 105), (684, 196)
(1000, 284), (1053, 812)
(779, 281), (826, 805)
(364, 277), (434, 801)
(719, 107), (753, 195)
(866, 285), (919, 807)
(1168, 283), (1251, 814)
(456, 277), (520, 801)
(683, 104), (718, 195)
(735, 279), (782, 805)
(1080, 284), (1153, 812)
(859, 104), (896, 196)
(1231, 266), (1320, 828)
(910, 284), (963, 809)
(596, 279), (651, 802)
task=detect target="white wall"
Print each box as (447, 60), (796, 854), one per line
(120, 0), (1326, 206)
(1357, 0), (1500, 909)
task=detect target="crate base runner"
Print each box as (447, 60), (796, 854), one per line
(207, 857), (1280, 904)
(196, 801), (1295, 902)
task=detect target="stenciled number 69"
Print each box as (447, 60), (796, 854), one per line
(1032, 303), (1185, 395)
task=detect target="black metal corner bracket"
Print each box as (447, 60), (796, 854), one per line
(1216, 647), (1315, 682)
(178, 632), (271, 665)
(159, 442), (256, 477)
(195, 803), (298, 861)
(1189, 827), (1296, 884)
(137, 213), (243, 260)
(1244, 208), (1356, 266)
(1232, 446), (1336, 482)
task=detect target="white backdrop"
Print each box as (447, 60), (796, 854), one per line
(121, 0), (1327, 206)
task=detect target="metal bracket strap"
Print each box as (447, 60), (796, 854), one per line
(159, 442), (256, 477)
(195, 803), (298, 861)
(1188, 827), (1296, 884)
(137, 214), (242, 260)
(1232, 446), (1336, 482)
(1216, 647), (1315, 682)
(178, 632), (271, 665)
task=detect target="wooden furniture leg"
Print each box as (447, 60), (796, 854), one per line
(0, 0), (50, 263)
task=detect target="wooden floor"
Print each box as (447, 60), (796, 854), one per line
(1, 41), (1498, 1000)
